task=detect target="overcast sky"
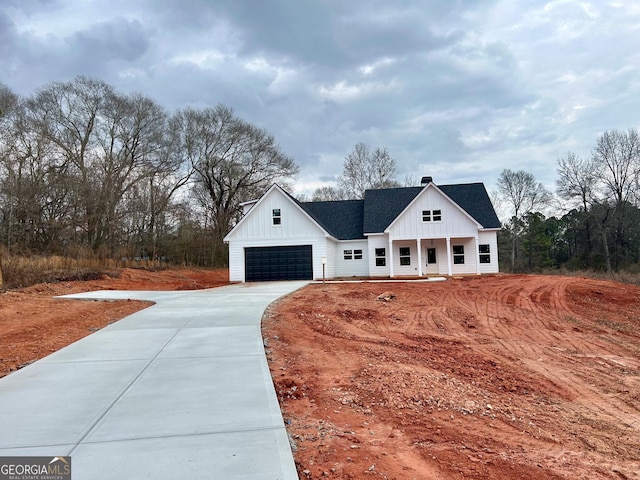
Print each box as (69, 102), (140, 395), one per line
(1, 0), (639, 196)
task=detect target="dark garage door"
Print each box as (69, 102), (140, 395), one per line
(245, 245), (313, 281)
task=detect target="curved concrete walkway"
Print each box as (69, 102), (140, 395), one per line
(0, 281), (308, 479)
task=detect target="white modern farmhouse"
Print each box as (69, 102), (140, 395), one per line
(224, 177), (500, 282)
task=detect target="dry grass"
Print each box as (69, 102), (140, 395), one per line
(0, 250), (171, 290)
(543, 267), (640, 286)
(0, 254), (102, 289)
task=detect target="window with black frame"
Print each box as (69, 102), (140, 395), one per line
(453, 245), (465, 264)
(479, 244), (491, 263)
(399, 247), (411, 266)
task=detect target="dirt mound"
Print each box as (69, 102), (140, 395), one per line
(263, 274), (640, 479)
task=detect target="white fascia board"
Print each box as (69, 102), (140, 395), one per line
(324, 232), (339, 241)
(384, 183), (482, 233)
(223, 183), (337, 242)
(223, 184), (279, 242)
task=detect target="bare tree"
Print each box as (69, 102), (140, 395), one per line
(403, 175), (422, 187)
(0, 83), (18, 118)
(556, 152), (600, 212)
(488, 188), (509, 222)
(24, 76), (173, 254)
(1, 86), (72, 252)
(593, 129), (640, 207)
(170, 105), (298, 264)
(0, 83), (20, 283)
(497, 169), (551, 271)
(311, 185), (346, 201)
(592, 129), (640, 269)
(338, 142), (399, 199)
(555, 151), (610, 269)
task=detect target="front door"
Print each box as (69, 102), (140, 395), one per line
(425, 247), (438, 274)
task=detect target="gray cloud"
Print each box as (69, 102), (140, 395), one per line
(1, 0), (639, 196)
(68, 18), (149, 63)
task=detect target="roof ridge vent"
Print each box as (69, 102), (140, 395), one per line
(421, 176), (433, 185)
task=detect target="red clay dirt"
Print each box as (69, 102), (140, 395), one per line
(0, 268), (230, 377)
(263, 274), (640, 480)
(2, 270), (639, 479)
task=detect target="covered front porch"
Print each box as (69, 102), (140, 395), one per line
(388, 236), (482, 277)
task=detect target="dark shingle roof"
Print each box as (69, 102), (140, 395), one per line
(363, 187), (422, 233)
(362, 183), (500, 232)
(299, 200), (365, 240)
(439, 183), (501, 229)
(288, 182), (500, 238)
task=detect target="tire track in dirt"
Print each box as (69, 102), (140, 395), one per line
(266, 275), (640, 479)
(460, 276), (640, 444)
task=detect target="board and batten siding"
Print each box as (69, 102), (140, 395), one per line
(367, 234), (390, 277)
(477, 230), (499, 274)
(226, 187), (329, 282)
(392, 239), (421, 276)
(324, 239), (338, 279)
(447, 237), (478, 275)
(387, 186), (480, 239)
(335, 240), (369, 277)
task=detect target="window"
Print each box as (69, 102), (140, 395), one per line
(479, 244), (491, 263)
(453, 245), (465, 264)
(375, 248), (386, 267)
(272, 208), (281, 225)
(344, 249), (363, 260)
(399, 247), (411, 266)
(422, 210), (442, 222)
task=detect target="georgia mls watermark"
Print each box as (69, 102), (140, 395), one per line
(0, 457), (71, 480)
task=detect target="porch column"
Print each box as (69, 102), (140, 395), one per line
(388, 237), (394, 278)
(417, 238), (422, 276)
(446, 236), (452, 276)
(475, 235), (481, 275)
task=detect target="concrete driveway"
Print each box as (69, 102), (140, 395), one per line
(0, 281), (308, 479)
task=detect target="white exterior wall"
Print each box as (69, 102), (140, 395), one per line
(367, 234), (390, 277)
(227, 184), (499, 281)
(392, 239), (421, 276)
(226, 187), (329, 282)
(335, 240), (369, 277)
(420, 238), (446, 275)
(448, 237), (478, 275)
(383, 185), (495, 276)
(477, 230), (499, 274)
(388, 186), (480, 239)
(325, 239), (338, 279)
(228, 242), (246, 282)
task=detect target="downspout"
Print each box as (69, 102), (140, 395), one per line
(446, 236), (452, 276)
(475, 235), (481, 275)
(388, 236), (394, 278)
(417, 238), (422, 276)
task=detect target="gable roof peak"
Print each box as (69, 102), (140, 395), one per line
(363, 181), (500, 232)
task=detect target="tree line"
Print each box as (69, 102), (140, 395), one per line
(0, 77), (297, 266)
(2, 76), (639, 273)
(497, 129), (640, 272)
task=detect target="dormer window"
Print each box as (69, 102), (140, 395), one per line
(272, 208), (281, 225)
(422, 209), (442, 222)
